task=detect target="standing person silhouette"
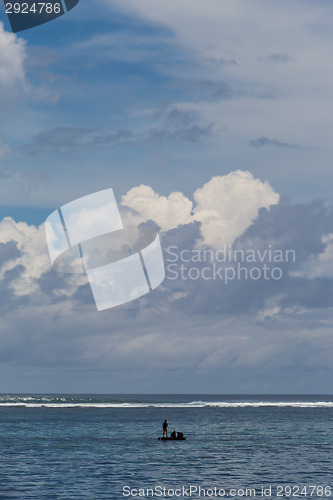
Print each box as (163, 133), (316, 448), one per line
(162, 419), (168, 438)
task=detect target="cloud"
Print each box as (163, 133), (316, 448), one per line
(155, 196), (333, 322)
(74, 31), (176, 64)
(0, 170), (10, 179)
(0, 139), (10, 159)
(22, 127), (134, 155)
(108, 0), (333, 163)
(121, 184), (193, 231)
(0, 170), (279, 308)
(23, 107), (213, 155)
(0, 217), (86, 302)
(166, 79), (238, 101)
(0, 24), (27, 169)
(0, 217), (51, 297)
(3, 3), (333, 392)
(250, 137), (300, 149)
(2, 182), (333, 392)
(0, 23), (26, 88)
(0, 240), (20, 266)
(122, 170), (279, 248)
(193, 171), (279, 247)
(265, 53), (293, 63)
(149, 107), (213, 142)
(290, 233), (333, 280)
(7, 172), (333, 327)
(206, 57), (237, 67)
(228, 198), (333, 314)
(0, 23), (27, 116)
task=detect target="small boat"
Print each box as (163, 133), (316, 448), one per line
(158, 433), (186, 441)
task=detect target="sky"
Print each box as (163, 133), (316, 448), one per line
(0, 0), (333, 393)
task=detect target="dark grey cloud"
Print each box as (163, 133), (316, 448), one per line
(232, 199), (333, 313)
(0, 244), (25, 313)
(0, 169), (10, 180)
(206, 57), (237, 66)
(250, 137), (300, 148)
(237, 198), (333, 260)
(2, 265), (25, 289)
(153, 198), (333, 320)
(166, 79), (279, 102)
(0, 264), (30, 313)
(23, 108), (213, 155)
(166, 79), (237, 100)
(266, 53), (293, 63)
(0, 241), (20, 266)
(149, 108), (213, 143)
(22, 127), (134, 155)
(38, 268), (90, 306)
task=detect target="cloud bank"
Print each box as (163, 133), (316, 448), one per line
(1, 171), (333, 391)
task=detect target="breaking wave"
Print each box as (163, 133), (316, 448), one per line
(0, 396), (333, 408)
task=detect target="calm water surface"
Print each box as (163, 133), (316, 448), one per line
(0, 395), (332, 499)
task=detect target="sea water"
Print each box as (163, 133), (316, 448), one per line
(0, 394), (332, 499)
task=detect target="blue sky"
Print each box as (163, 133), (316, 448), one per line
(1, 0), (333, 393)
(2, 0), (333, 216)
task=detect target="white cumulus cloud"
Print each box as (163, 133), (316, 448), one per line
(193, 170), (279, 247)
(0, 22), (26, 88)
(0, 217), (87, 300)
(121, 170), (279, 248)
(0, 217), (50, 296)
(121, 184), (193, 231)
(0, 171), (279, 300)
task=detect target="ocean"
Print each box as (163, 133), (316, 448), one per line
(0, 394), (332, 499)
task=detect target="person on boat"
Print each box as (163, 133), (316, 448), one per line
(162, 419), (168, 438)
(170, 430), (176, 439)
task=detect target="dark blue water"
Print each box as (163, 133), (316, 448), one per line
(0, 395), (332, 499)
